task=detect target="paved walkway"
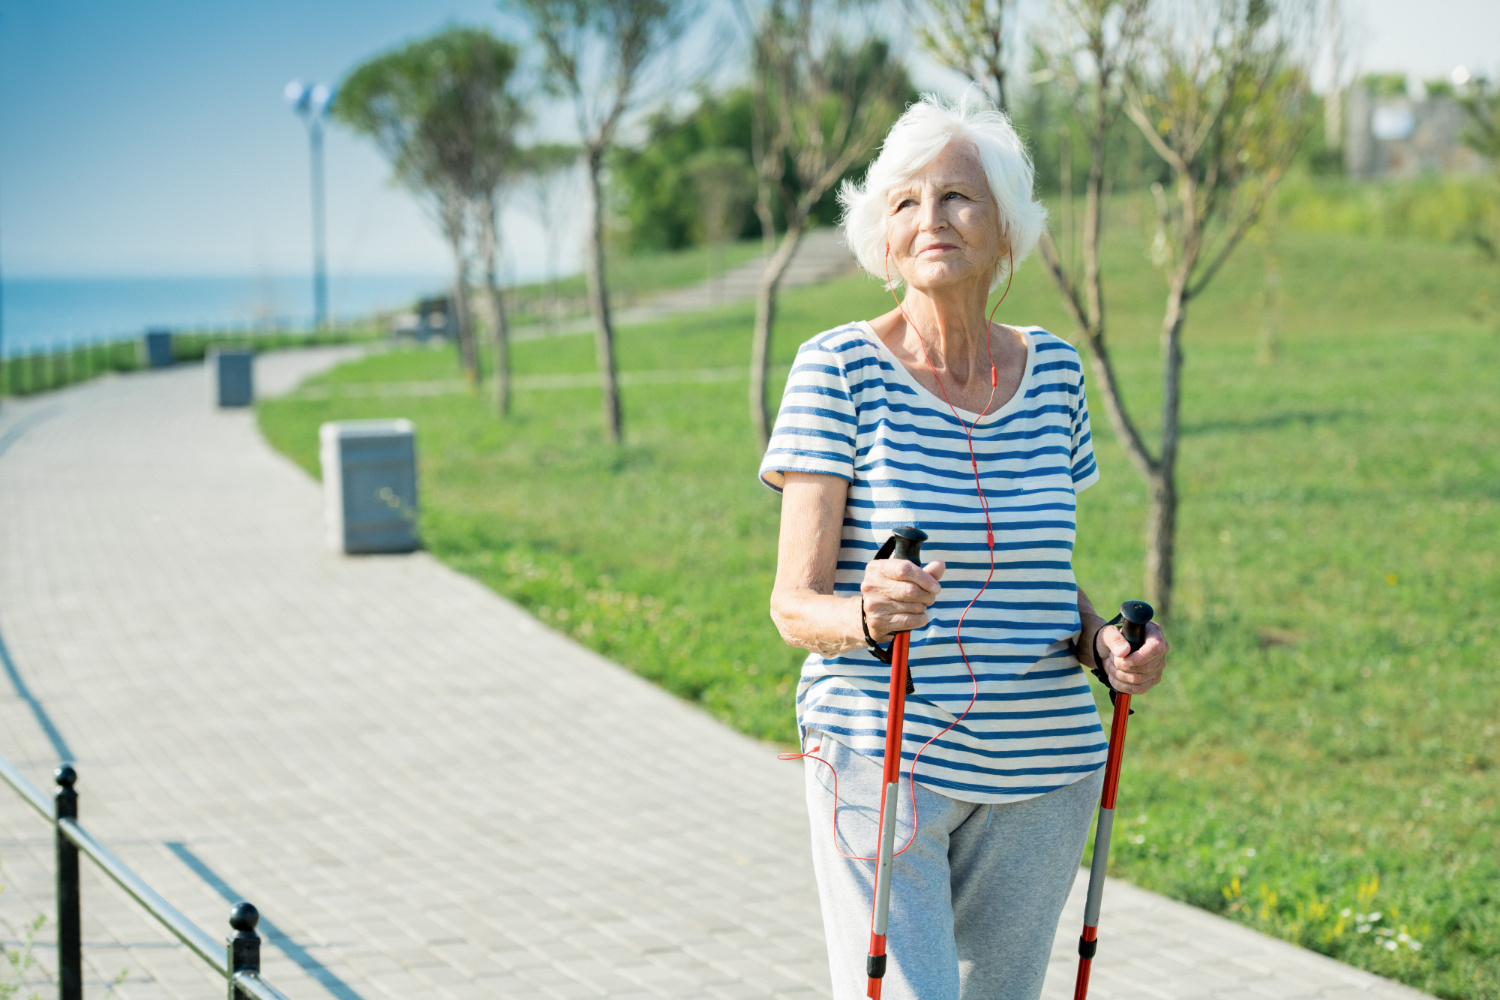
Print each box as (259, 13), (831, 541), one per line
(512, 228), (859, 342)
(0, 354), (1431, 1000)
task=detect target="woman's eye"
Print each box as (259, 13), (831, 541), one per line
(944, 191), (962, 201)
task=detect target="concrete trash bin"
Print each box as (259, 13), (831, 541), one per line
(319, 420), (419, 554)
(209, 350), (255, 407)
(144, 329), (174, 368)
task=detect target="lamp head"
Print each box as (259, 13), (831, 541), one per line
(309, 83), (335, 116)
(284, 79), (312, 115)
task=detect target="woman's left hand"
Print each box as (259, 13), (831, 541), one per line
(1097, 622), (1169, 696)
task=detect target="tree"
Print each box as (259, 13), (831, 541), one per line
(1457, 76), (1499, 164)
(908, 0), (1015, 112)
(514, 0), (695, 444)
(1456, 74), (1500, 323)
(744, 0), (910, 446)
(1038, 0), (1320, 618)
(610, 90), (757, 252)
(1032, 0), (1150, 575)
(685, 147), (757, 301)
(1457, 75), (1500, 251)
(514, 144), (582, 332)
(337, 29), (523, 388)
(459, 45), (529, 417)
(609, 85), (877, 253)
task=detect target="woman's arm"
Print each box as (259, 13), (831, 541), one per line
(1076, 586), (1108, 671)
(770, 472), (944, 656)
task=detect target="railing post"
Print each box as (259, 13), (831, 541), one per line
(227, 902), (260, 1000)
(54, 765), (81, 1000)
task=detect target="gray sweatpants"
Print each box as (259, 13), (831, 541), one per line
(803, 734), (1104, 1000)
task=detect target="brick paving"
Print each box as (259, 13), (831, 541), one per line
(0, 353), (1432, 1000)
(512, 228), (858, 343)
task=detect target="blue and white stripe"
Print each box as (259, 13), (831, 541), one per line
(760, 321), (1105, 803)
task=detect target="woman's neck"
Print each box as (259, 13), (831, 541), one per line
(897, 278), (993, 381)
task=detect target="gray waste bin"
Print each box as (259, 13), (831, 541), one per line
(144, 329), (174, 368)
(209, 349), (255, 407)
(319, 420), (419, 554)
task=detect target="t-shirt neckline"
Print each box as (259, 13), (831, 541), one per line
(856, 320), (1037, 424)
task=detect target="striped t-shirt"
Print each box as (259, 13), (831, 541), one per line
(759, 321), (1106, 803)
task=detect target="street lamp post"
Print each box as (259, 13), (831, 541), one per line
(285, 80), (335, 328)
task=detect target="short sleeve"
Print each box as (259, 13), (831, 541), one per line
(1071, 371), (1100, 492)
(758, 337), (858, 493)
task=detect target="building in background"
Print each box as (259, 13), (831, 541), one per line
(1345, 84), (1489, 179)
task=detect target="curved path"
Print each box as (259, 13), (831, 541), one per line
(0, 354), (1431, 1000)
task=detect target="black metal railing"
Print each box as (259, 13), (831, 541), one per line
(0, 323), (379, 399)
(0, 753), (293, 1000)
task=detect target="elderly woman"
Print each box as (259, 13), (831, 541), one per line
(758, 96), (1170, 999)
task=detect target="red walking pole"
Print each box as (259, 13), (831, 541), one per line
(866, 527), (926, 1000)
(1073, 599), (1154, 1000)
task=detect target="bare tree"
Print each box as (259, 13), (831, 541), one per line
(514, 0), (694, 444)
(1037, 0), (1319, 618)
(1033, 0), (1150, 567)
(1251, 193), (1281, 363)
(475, 189), (515, 415)
(744, 0), (908, 446)
(460, 44), (529, 417)
(1456, 74), (1500, 325)
(908, 0), (1015, 111)
(1119, 0), (1318, 616)
(686, 147), (756, 302)
(514, 144), (581, 332)
(338, 28), (520, 387)
(1458, 73), (1500, 164)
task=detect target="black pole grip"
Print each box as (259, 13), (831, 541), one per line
(1119, 600), (1154, 654)
(888, 526), (926, 566)
(888, 527), (927, 695)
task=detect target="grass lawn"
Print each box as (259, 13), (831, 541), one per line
(259, 227), (1497, 999)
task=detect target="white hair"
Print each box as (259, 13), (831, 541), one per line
(839, 94), (1047, 291)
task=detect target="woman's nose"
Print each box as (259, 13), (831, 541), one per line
(918, 193), (946, 231)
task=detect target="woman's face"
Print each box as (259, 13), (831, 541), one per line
(884, 139), (1005, 295)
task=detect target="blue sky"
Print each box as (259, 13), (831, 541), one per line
(1, 0), (1496, 280)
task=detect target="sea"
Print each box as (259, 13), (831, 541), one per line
(0, 273), (455, 357)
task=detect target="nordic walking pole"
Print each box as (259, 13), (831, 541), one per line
(1073, 599), (1154, 1000)
(867, 526), (927, 1000)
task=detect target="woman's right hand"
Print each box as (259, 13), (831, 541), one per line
(860, 558), (945, 642)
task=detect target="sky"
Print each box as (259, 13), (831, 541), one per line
(0, 0), (1496, 281)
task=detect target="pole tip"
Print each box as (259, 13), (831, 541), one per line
(55, 763), (77, 788)
(1120, 600), (1154, 626)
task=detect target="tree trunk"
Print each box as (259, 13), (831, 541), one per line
(750, 220), (807, 449)
(448, 234), (478, 387)
(583, 148), (622, 443)
(478, 199), (511, 417)
(1256, 198), (1281, 364)
(1148, 268), (1189, 619)
(1145, 469), (1177, 620)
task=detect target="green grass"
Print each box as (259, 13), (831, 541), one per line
(1274, 172), (1500, 248)
(259, 228), (1498, 999)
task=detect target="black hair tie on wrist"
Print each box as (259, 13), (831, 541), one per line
(862, 598), (894, 664)
(1089, 612), (1133, 713)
